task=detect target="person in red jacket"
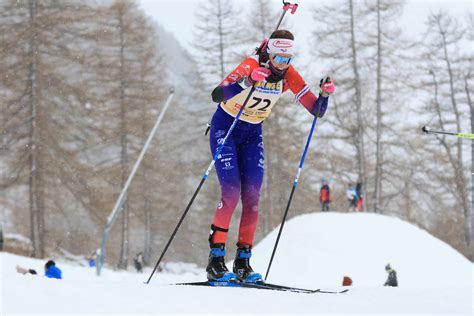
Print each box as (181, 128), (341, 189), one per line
(355, 182), (364, 212)
(319, 178), (331, 212)
(206, 29), (335, 282)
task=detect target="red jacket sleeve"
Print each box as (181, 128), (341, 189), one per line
(283, 66), (319, 113)
(211, 57), (260, 103)
(219, 57), (259, 86)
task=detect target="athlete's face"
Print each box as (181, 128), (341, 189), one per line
(269, 53), (293, 70)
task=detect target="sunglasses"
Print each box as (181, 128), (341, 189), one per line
(272, 54), (294, 65)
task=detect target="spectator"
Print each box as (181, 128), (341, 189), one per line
(319, 178), (331, 212)
(346, 183), (357, 212)
(133, 252), (143, 273)
(355, 182), (364, 212)
(384, 264), (398, 287)
(87, 251), (97, 268)
(0, 226), (3, 251)
(16, 265), (37, 275)
(45, 260), (62, 279)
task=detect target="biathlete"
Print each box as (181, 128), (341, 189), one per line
(206, 29), (335, 282)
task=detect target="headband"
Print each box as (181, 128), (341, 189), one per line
(267, 38), (295, 55)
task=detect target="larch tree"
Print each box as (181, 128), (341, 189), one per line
(191, 0), (243, 90)
(90, 0), (167, 269)
(310, 0), (372, 211)
(414, 11), (471, 256)
(0, 0), (103, 258)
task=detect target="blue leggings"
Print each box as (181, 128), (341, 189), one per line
(209, 106), (264, 246)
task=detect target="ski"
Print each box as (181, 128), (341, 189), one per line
(252, 281), (349, 294)
(174, 280), (241, 288)
(237, 280), (317, 294)
(173, 280), (348, 294)
(174, 280), (315, 293)
(317, 288), (349, 294)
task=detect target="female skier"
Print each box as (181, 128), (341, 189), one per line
(206, 29), (335, 282)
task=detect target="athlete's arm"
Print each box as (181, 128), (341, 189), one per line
(283, 66), (329, 117)
(211, 57), (259, 103)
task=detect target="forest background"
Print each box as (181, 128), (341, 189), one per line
(0, 0), (472, 269)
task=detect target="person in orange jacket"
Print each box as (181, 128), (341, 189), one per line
(319, 178), (331, 212)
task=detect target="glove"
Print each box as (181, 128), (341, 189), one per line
(237, 67), (271, 89)
(251, 67), (271, 82)
(319, 77), (335, 97)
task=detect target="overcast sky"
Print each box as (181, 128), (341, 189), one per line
(138, 0), (471, 81)
(139, 0), (472, 50)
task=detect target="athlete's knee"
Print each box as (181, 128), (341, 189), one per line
(241, 187), (261, 207)
(221, 188), (240, 209)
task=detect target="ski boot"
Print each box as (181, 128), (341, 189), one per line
(233, 244), (263, 283)
(206, 244), (236, 281)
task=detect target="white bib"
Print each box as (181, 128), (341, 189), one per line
(220, 80), (283, 124)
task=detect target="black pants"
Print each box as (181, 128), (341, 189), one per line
(321, 202), (330, 212)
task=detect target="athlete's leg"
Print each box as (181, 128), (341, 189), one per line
(208, 115), (241, 245)
(237, 130), (264, 246)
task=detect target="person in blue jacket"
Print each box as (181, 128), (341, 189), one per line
(44, 260), (62, 279)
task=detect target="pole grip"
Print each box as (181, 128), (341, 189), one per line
(283, 2), (298, 14)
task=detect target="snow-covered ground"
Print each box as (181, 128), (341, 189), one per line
(1, 212), (472, 315)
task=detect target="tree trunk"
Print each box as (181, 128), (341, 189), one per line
(438, 20), (470, 244)
(28, 0), (44, 258)
(117, 11), (129, 269)
(373, 0), (383, 213)
(142, 101), (151, 265)
(464, 74), (474, 246)
(349, 0), (368, 210)
(143, 190), (151, 265)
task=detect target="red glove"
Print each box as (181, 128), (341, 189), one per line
(250, 67), (271, 82)
(320, 77), (335, 97)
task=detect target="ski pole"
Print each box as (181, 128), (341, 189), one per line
(277, 1), (298, 31)
(265, 115), (318, 281)
(422, 126), (474, 139)
(145, 0), (299, 285)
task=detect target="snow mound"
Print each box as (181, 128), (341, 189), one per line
(1, 212), (472, 315)
(251, 212), (471, 289)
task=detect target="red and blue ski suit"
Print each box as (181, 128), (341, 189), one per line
(209, 54), (328, 247)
